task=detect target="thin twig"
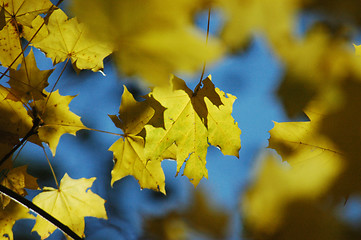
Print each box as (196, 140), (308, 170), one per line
(0, 118), (39, 167)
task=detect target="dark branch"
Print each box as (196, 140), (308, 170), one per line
(0, 184), (83, 240)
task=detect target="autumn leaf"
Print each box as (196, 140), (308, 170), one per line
(0, 201), (35, 240)
(0, 165), (38, 209)
(32, 173), (107, 239)
(32, 9), (113, 72)
(7, 49), (52, 102)
(71, 0), (224, 84)
(144, 76), (209, 186)
(23, 15), (48, 45)
(144, 75), (241, 186)
(0, 87), (33, 138)
(198, 77), (241, 157)
(31, 90), (86, 156)
(108, 86), (167, 193)
(0, 0), (53, 27)
(0, 0), (53, 68)
(0, 23), (23, 68)
(0, 4), (5, 30)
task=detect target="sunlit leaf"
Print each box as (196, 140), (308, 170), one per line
(145, 75), (240, 186)
(0, 165), (38, 208)
(32, 173), (107, 239)
(31, 90), (86, 156)
(32, 9), (113, 72)
(0, 201), (35, 240)
(8, 49), (52, 102)
(109, 86), (166, 193)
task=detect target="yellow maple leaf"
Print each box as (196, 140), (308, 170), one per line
(0, 0), (53, 68)
(23, 15), (48, 43)
(0, 165), (38, 209)
(242, 153), (341, 235)
(108, 86), (167, 193)
(144, 76), (208, 186)
(0, 23), (22, 68)
(0, 201), (35, 240)
(31, 90), (86, 156)
(199, 76), (241, 157)
(145, 75), (241, 186)
(71, 0), (224, 84)
(32, 9), (113, 72)
(32, 173), (107, 239)
(7, 49), (52, 102)
(0, 87), (33, 138)
(0, 0), (53, 27)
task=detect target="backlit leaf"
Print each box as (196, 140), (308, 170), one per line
(32, 9), (113, 72)
(0, 201), (35, 240)
(0, 0), (53, 27)
(0, 165), (38, 209)
(31, 90), (86, 156)
(8, 49), (52, 102)
(145, 75), (241, 186)
(109, 87), (166, 193)
(32, 173), (107, 239)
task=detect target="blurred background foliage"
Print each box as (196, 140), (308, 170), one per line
(5, 0), (361, 239)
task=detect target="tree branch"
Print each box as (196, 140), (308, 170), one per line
(0, 184), (83, 240)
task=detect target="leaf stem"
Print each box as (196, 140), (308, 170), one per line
(195, 7), (211, 94)
(42, 58), (70, 114)
(83, 127), (123, 136)
(42, 146), (59, 188)
(0, 184), (83, 240)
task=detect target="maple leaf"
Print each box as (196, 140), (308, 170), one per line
(198, 77), (241, 157)
(32, 173), (107, 239)
(0, 201), (35, 240)
(0, 87), (33, 138)
(0, 0), (53, 68)
(108, 86), (167, 193)
(31, 90), (86, 156)
(0, 0), (53, 27)
(71, 0), (224, 84)
(23, 16), (48, 46)
(7, 49), (52, 102)
(144, 76), (209, 186)
(31, 9), (113, 72)
(144, 75), (241, 186)
(0, 165), (38, 209)
(0, 23), (23, 68)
